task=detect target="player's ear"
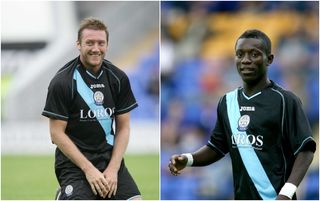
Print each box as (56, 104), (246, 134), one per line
(267, 54), (274, 66)
(76, 40), (81, 50)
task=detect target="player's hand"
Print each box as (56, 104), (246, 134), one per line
(168, 154), (188, 176)
(103, 167), (118, 198)
(276, 194), (291, 200)
(84, 166), (109, 198)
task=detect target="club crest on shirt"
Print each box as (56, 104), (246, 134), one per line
(65, 185), (73, 196)
(237, 115), (250, 131)
(93, 91), (104, 105)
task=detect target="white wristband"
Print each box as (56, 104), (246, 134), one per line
(279, 183), (297, 199)
(181, 153), (193, 166)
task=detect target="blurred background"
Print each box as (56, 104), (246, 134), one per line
(161, 1), (319, 200)
(1, 1), (159, 199)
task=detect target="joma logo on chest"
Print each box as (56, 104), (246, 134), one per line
(240, 106), (255, 111)
(90, 84), (105, 89)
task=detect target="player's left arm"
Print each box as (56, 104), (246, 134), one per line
(103, 112), (131, 198)
(277, 93), (317, 200)
(276, 150), (314, 200)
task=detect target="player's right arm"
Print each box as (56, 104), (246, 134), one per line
(169, 97), (227, 176)
(169, 145), (222, 176)
(49, 119), (109, 198)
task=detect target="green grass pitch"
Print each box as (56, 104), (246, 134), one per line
(1, 154), (159, 200)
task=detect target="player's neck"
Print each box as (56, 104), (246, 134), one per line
(79, 58), (102, 76)
(86, 66), (102, 76)
(243, 78), (271, 96)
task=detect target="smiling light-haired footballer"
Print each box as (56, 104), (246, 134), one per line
(42, 17), (141, 200)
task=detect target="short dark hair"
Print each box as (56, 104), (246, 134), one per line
(78, 17), (109, 43)
(236, 29), (272, 55)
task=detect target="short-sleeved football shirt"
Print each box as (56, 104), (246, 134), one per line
(207, 81), (316, 200)
(42, 56), (137, 169)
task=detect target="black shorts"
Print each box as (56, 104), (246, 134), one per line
(55, 151), (140, 200)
